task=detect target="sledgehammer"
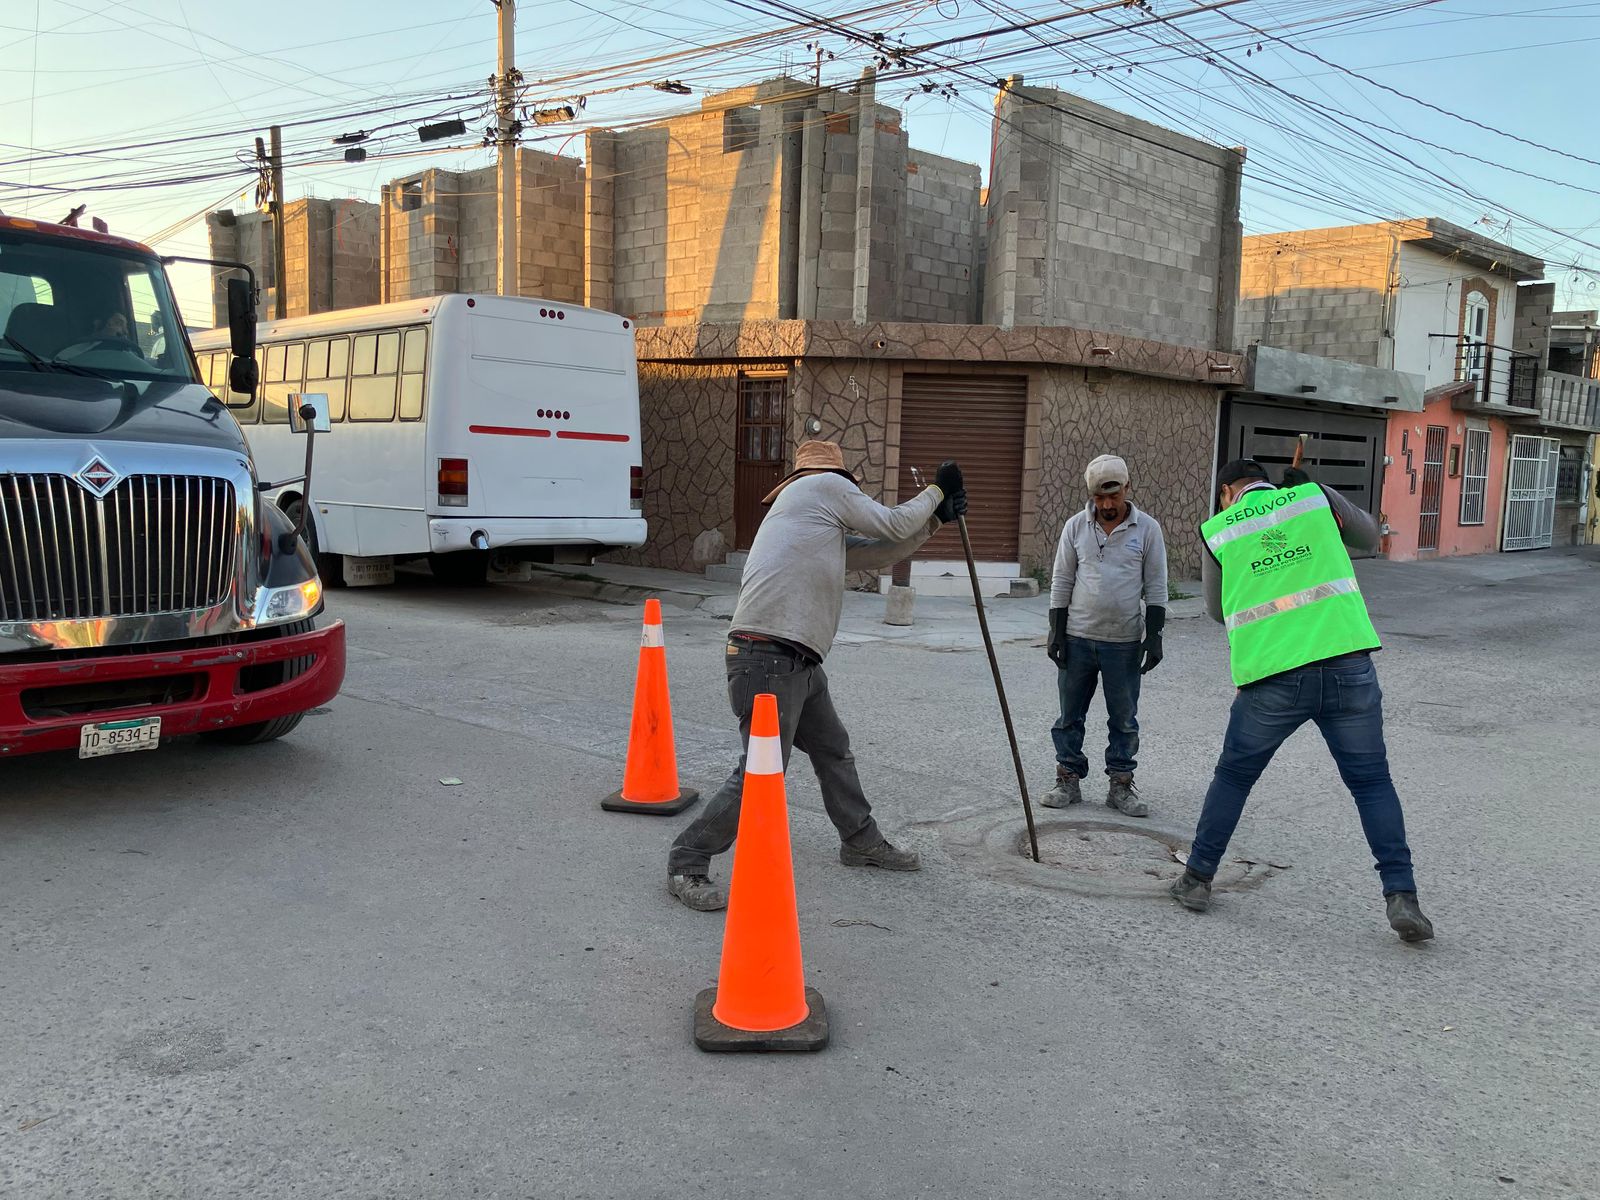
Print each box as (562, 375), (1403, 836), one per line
(1291, 432), (1311, 471)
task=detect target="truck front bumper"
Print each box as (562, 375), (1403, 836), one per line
(0, 622), (346, 758)
(428, 516), (648, 553)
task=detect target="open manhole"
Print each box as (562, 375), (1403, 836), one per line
(928, 809), (1288, 899)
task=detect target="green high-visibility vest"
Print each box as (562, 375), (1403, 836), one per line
(1201, 483), (1381, 687)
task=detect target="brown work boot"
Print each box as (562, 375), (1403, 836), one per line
(839, 837), (921, 871)
(1106, 773), (1149, 817)
(1041, 766), (1083, 808)
(667, 872), (727, 912)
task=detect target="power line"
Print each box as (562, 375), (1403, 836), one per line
(1216, 7), (1600, 173)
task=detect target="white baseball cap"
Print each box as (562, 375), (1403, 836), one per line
(1084, 454), (1129, 495)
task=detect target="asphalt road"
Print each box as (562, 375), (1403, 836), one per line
(3, 550), (1596, 1199)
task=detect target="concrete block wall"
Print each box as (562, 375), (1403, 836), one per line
(864, 104), (907, 323)
(517, 149), (586, 301)
(1237, 225), (1393, 366)
(1514, 281), (1555, 364)
(807, 89), (864, 322)
(584, 131), (617, 311)
(903, 151), (981, 323)
(206, 202), (376, 324)
(605, 80), (818, 325)
(206, 211), (272, 325)
(610, 127), (670, 319)
(984, 80), (1243, 352)
(379, 154), (583, 304)
(383, 169), (461, 301)
(324, 200), (380, 312)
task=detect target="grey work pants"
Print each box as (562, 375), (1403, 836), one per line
(668, 636), (882, 875)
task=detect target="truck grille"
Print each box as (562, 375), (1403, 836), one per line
(0, 474), (237, 623)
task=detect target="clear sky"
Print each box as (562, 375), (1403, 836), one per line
(4, 0), (1597, 325)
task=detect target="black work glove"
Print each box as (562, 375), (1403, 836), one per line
(1047, 607), (1069, 667)
(1281, 465), (1312, 489)
(934, 460), (963, 499)
(935, 487), (968, 524)
(1140, 605), (1166, 675)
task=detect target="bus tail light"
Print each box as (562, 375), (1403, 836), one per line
(630, 465), (643, 511)
(439, 458), (469, 506)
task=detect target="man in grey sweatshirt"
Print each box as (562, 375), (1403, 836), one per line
(667, 441), (966, 911)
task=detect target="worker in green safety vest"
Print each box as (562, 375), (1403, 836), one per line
(1169, 458), (1434, 943)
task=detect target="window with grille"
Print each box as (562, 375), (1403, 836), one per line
(1459, 427), (1490, 526)
(1557, 445), (1584, 504)
(737, 374), (786, 462)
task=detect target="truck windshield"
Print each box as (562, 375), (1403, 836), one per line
(0, 227), (193, 385)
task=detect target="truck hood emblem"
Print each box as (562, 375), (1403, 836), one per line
(74, 456), (123, 498)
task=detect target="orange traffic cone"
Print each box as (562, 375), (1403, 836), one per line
(601, 599), (700, 816)
(693, 692), (829, 1052)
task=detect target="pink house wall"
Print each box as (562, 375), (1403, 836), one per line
(1380, 393), (1508, 561)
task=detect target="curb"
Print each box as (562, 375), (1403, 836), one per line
(525, 567), (720, 612)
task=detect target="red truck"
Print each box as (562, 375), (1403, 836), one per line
(0, 213), (344, 759)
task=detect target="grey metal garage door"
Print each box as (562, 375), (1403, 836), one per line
(1225, 400), (1386, 510)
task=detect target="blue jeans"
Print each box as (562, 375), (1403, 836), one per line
(1187, 653), (1416, 895)
(1051, 636), (1142, 778)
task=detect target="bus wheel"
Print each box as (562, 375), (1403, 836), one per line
(284, 498), (346, 588)
(428, 550), (490, 586)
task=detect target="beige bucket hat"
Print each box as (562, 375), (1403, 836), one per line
(762, 439), (859, 505)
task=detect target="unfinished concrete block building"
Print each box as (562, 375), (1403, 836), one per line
(206, 74), (1251, 585)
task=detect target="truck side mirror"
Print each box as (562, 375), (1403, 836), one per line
(226, 276), (257, 405)
(227, 356), (259, 403)
(227, 277), (256, 359)
(290, 392), (331, 433)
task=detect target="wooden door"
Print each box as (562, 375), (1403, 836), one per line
(734, 372), (788, 549)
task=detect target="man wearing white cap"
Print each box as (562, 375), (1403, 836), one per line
(1043, 454), (1168, 816)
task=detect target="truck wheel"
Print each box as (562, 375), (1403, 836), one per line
(203, 619), (316, 746)
(205, 710), (307, 745)
(428, 550), (489, 586)
(284, 498), (345, 588)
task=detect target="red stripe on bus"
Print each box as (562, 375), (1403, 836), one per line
(556, 431), (631, 443)
(469, 424), (551, 438)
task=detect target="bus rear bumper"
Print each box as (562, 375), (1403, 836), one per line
(428, 517), (647, 553)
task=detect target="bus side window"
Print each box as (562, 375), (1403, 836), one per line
(350, 330), (398, 421)
(306, 337), (348, 421)
(400, 328), (427, 420)
(262, 342), (291, 424)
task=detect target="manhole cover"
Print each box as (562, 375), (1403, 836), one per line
(925, 809), (1287, 899)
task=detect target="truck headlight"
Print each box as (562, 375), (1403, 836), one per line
(255, 578), (323, 626)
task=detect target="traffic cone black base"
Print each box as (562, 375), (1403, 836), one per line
(601, 787), (699, 816)
(693, 986), (829, 1053)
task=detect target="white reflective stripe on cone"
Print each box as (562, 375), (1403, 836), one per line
(641, 623), (665, 648)
(1205, 492), (1331, 551)
(746, 733), (783, 776)
(1225, 576), (1362, 631)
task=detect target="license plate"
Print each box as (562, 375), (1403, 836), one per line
(78, 717), (162, 759)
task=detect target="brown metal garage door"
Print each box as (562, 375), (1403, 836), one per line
(897, 373), (1027, 560)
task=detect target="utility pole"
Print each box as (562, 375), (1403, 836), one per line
(265, 126), (287, 319)
(494, 0), (520, 297)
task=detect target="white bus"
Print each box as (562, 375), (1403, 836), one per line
(193, 294), (646, 585)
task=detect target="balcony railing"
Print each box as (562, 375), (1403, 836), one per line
(1537, 370), (1600, 431)
(1446, 336), (1540, 409)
